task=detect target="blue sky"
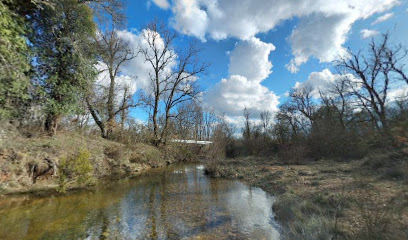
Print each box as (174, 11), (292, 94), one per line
(114, 0), (408, 123)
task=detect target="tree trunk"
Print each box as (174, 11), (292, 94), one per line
(152, 91), (160, 145)
(86, 98), (107, 138)
(160, 109), (171, 145)
(106, 70), (116, 138)
(44, 113), (59, 136)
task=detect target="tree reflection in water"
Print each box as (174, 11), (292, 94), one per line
(0, 164), (280, 239)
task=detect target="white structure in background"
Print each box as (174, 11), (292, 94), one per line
(171, 139), (212, 145)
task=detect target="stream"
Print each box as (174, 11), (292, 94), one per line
(0, 164), (280, 239)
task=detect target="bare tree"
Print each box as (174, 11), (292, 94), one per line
(87, 26), (138, 138)
(320, 76), (357, 129)
(339, 34), (394, 130)
(160, 45), (206, 143)
(140, 21), (207, 145)
(274, 102), (304, 141)
(173, 100), (204, 140)
(203, 108), (217, 140)
(290, 85), (316, 126)
(243, 107), (251, 141)
(140, 21), (177, 145)
(382, 36), (408, 85)
(260, 110), (271, 135)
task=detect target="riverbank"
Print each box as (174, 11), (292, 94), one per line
(208, 153), (408, 240)
(0, 130), (194, 195)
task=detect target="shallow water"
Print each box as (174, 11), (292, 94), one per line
(0, 164), (280, 239)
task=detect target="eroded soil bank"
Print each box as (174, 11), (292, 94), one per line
(0, 131), (194, 195)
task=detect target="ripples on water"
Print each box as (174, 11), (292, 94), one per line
(0, 164), (280, 239)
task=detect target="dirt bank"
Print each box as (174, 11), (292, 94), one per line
(0, 129), (192, 195)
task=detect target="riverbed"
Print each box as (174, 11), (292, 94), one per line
(0, 164), (280, 239)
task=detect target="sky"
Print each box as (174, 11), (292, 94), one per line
(105, 0), (408, 124)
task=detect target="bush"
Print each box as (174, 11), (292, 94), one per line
(277, 144), (311, 164)
(58, 149), (94, 192)
(205, 127), (226, 176)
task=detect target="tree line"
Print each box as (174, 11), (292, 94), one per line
(233, 34), (408, 161)
(1, 0), (213, 146)
(1, 0), (407, 155)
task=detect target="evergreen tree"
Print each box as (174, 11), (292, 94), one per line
(31, 0), (97, 134)
(0, 0), (30, 119)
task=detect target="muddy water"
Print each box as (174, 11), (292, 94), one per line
(0, 164), (280, 239)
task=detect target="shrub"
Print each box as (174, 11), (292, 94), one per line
(58, 149), (94, 192)
(277, 144), (311, 164)
(205, 127), (226, 176)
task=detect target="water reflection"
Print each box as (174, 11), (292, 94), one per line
(0, 164), (280, 239)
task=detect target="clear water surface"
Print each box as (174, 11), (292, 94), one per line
(0, 164), (280, 239)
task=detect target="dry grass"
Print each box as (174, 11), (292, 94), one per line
(210, 154), (408, 239)
(0, 130), (167, 194)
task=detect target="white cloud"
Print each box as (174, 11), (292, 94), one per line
(168, 0), (398, 72)
(94, 29), (177, 102)
(388, 85), (408, 103)
(294, 68), (356, 98)
(229, 37), (275, 82)
(171, 0), (208, 41)
(287, 13), (352, 73)
(360, 29), (380, 39)
(205, 75), (280, 116)
(372, 12), (394, 25)
(151, 0), (170, 9)
(94, 61), (137, 106)
(115, 29), (177, 92)
(205, 37), (279, 117)
(113, 30), (151, 91)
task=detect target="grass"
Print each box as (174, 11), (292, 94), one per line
(209, 153), (408, 239)
(0, 130), (175, 195)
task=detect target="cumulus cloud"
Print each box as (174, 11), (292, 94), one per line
(372, 12), (394, 25)
(206, 75), (280, 116)
(171, 0), (208, 41)
(293, 68), (356, 98)
(205, 37), (279, 117)
(360, 29), (380, 39)
(287, 13), (351, 73)
(167, 0), (398, 72)
(112, 30), (151, 91)
(229, 37), (275, 82)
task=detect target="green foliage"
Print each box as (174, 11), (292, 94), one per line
(32, 0), (97, 124)
(58, 149), (94, 193)
(0, 1), (30, 119)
